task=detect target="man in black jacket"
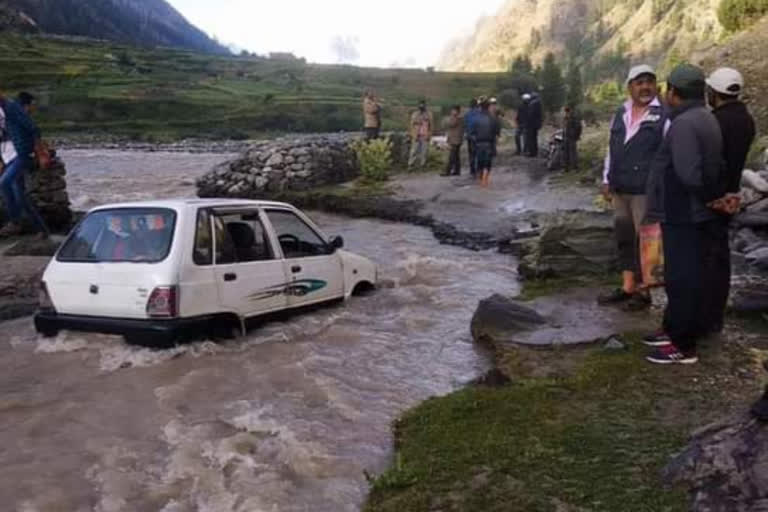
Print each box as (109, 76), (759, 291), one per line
(525, 93), (542, 157)
(645, 65), (725, 365)
(703, 68), (756, 334)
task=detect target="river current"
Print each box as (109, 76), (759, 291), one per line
(1, 150), (519, 511)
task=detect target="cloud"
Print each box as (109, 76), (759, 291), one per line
(330, 35), (360, 64)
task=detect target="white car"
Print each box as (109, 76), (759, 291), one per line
(34, 199), (377, 347)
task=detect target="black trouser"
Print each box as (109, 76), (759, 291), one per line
(564, 139), (578, 171)
(702, 217), (731, 332)
(446, 143), (462, 175)
(467, 139), (477, 176)
(515, 127), (525, 155)
(525, 128), (539, 157)
(364, 127), (379, 141)
(662, 221), (723, 351)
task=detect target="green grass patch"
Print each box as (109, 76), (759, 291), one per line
(519, 273), (618, 301)
(365, 332), (760, 512)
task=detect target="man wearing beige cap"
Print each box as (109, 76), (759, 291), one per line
(598, 64), (667, 311)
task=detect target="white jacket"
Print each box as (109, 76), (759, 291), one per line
(0, 106), (18, 165)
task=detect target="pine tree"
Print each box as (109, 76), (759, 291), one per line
(566, 64), (583, 108)
(540, 53), (566, 115)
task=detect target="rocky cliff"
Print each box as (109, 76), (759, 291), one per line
(0, 0), (226, 54)
(438, 0), (722, 76)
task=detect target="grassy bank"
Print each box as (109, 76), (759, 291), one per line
(364, 328), (764, 512)
(1, 34), (500, 140)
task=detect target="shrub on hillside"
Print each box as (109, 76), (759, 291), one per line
(352, 138), (393, 182)
(718, 0), (768, 30)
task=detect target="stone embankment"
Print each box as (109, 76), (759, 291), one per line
(196, 134), (359, 197)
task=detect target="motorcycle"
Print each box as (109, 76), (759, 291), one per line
(546, 130), (564, 171)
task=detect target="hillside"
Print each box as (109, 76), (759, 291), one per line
(0, 0), (226, 54)
(438, 0), (722, 79)
(0, 34), (501, 141)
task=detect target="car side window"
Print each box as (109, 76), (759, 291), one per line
(193, 209), (212, 266)
(266, 209), (329, 259)
(214, 212), (274, 264)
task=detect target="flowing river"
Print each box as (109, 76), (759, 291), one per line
(1, 150), (519, 511)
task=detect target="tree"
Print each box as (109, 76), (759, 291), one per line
(566, 64), (584, 108)
(540, 53), (566, 115)
(510, 55), (533, 75)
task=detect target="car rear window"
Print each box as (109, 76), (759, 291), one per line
(57, 208), (177, 263)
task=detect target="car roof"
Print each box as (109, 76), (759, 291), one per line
(88, 198), (295, 212)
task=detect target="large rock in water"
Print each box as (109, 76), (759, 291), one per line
(1, 158), (72, 232)
(196, 133), (360, 197)
(664, 414), (768, 511)
(518, 210), (617, 279)
(471, 294), (548, 345)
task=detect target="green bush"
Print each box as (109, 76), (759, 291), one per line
(718, 0), (768, 30)
(353, 138), (393, 182)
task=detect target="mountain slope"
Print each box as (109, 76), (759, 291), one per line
(0, 0), (226, 54)
(438, 0), (722, 78)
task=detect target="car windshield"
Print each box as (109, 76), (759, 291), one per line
(57, 208), (177, 263)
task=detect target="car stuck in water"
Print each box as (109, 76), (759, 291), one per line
(34, 199), (377, 347)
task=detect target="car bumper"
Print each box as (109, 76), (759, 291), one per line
(34, 311), (213, 340)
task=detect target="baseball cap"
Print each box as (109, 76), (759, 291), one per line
(489, 97), (498, 104)
(706, 67), (744, 96)
(522, 93), (531, 100)
(668, 64), (706, 92)
(626, 64), (656, 85)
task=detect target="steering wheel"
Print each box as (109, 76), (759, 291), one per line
(278, 234), (300, 255)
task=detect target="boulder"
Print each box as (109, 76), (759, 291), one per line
(470, 294), (547, 346)
(518, 211), (616, 279)
(730, 274), (768, 312)
(733, 211), (768, 228)
(742, 170), (768, 194)
(664, 414), (768, 512)
(740, 187), (764, 207)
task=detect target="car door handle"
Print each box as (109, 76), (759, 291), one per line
(224, 273), (237, 282)
(291, 265), (302, 274)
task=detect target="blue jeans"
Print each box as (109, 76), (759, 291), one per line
(0, 157), (49, 234)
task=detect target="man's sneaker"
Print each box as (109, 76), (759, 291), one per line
(643, 330), (671, 347)
(621, 293), (652, 312)
(597, 288), (632, 305)
(646, 344), (698, 365)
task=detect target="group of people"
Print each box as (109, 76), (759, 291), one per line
(0, 91), (48, 239)
(444, 96), (502, 186)
(598, 64), (756, 365)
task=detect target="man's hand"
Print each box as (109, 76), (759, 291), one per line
(601, 184), (612, 202)
(707, 193), (741, 215)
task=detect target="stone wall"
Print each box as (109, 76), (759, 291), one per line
(196, 134), (359, 198)
(0, 157), (72, 232)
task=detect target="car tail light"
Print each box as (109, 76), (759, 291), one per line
(146, 286), (178, 318)
(39, 281), (55, 312)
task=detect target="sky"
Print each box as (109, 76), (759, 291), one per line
(166, 0), (507, 68)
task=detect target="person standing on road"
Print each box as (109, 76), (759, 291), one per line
(465, 98), (480, 177)
(0, 92), (49, 238)
(489, 97), (503, 159)
(442, 105), (464, 176)
(470, 97), (499, 187)
(525, 92), (543, 157)
(362, 89), (381, 140)
(563, 105), (582, 172)
(408, 100), (433, 170)
(515, 94), (530, 156)
(597, 65), (667, 311)
(701, 68), (756, 334)
(644, 65), (725, 365)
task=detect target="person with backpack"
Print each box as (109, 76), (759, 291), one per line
(643, 65), (725, 365)
(702, 68), (756, 335)
(0, 92), (49, 238)
(465, 98), (480, 177)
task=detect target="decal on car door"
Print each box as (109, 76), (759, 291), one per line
(247, 279), (327, 301)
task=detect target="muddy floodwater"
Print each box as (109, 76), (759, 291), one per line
(1, 150), (519, 511)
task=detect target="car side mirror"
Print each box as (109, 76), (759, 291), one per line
(329, 235), (344, 252)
